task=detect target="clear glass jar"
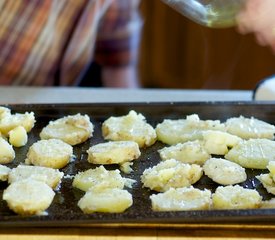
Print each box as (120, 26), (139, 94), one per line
(161, 0), (247, 28)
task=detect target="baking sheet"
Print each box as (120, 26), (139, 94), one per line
(1, 101), (275, 227)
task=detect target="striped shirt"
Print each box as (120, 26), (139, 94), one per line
(0, 0), (141, 86)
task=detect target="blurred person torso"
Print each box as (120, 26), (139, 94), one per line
(0, 0), (141, 86)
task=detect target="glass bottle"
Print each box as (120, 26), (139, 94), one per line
(161, 0), (247, 28)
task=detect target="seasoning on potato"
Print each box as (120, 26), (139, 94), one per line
(40, 113), (94, 146)
(3, 179), (55, 215)
(150, 186), (211, 211)
(87, 140), (141, 165)
(25, 139), (73, 169)
(102, 110), (157, 148)
(141, 159), (203, 192)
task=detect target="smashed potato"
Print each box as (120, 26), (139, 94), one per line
(267, 160), (275, 176)
(8, 165), (64, 189)
(256, 161), (275, 195)
(261, 198), (275, 209)
(158, 140), (210, 165)
(200, 130), (241, 155)
(257, 174), (275, 195)
(0, 106), (11, 119)
(0, 164), (11, 181)
(3, 179), (55, 215)
(156, 114), (225, 145)
(225, 138), (275, 169)
(141, 159), (203, 192)
(102, 110), (156, 148)
(78, 188), (133, 214)
(40, 113), (94, 146)
(0, 111), (35, 136)
(87, 141), (140, 165)
(150, 186), (211, 211)
(73, 165), (135, 192)
(0, 137), (15, 164)
(212, 185), (262, 210)
(203, 158), (247, 185)
(225, 115), (275, 140)
(25, 139), (73, 169)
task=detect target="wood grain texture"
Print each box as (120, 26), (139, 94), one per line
(1, 226), (275, 240)
(139, 0), (275, 90)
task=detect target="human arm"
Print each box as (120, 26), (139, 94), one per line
(237, 0), (275, 53)
(94, 0), (142, 88)
(102, 66), (140, 88)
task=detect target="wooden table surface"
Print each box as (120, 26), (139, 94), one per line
(1, 87), (275, 240)
(1, 225), (275, 240)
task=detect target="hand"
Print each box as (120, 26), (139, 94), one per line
(237, 0), (275, 53)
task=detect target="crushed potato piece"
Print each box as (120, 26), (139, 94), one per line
(78, 188), (133, 213)
(156, 114), (225, 145)
(158, 140), (210, 165)
(102, 110), (156, 148)
(200, 130), (241, 155)
(73, 165), (135, 192)
(256, 174), (275, 195)
(225, 115), (275, 140)
(120, 162), (134, 174)
(225, 138), (275, 169)
(150, 187), (211, 211)
(261, 198), (275, 209)
(8, 126), (28, 147)
(212, 185), (262, 210)
(0, 106), (11, 119)
(25, 139), (73, 169)
(203, 158), (247, 185)
(0, 164), (11, 181)
(8, 165), (64, 189)
(256, 161), (275, 195)
(40, 113), (94, 146)
(0, 137), (15, 164)
(141, 159), (203, 192)
(0, 112), (35, 136)
(3, 179), (55, 215)
(87, 141), (140, 165)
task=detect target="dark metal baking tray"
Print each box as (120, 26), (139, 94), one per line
(1, 101), (275, 228)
